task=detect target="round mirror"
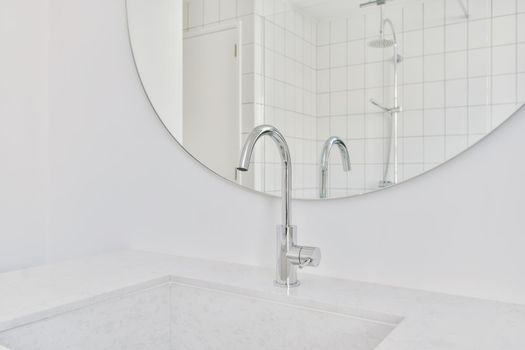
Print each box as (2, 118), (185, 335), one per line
(126, 0), (524, 200)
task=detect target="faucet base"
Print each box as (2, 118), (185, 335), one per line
(275, 225), (298, 286)
(274, 280), (301, 288)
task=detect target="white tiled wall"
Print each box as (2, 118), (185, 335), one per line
(185, 0), (525, 199)
(313, 0), (525, 197)
(255, 0), (319, 197)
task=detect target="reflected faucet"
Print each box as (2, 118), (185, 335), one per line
(320, 137), (351, 199)
(237, 125), (321, 287)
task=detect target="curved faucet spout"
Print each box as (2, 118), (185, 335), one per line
(320, 137), (351, 199)
(237, 125), (292, 227)
(238, 125), (321, 287)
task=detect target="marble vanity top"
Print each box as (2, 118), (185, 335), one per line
(0, 251), (524, 349)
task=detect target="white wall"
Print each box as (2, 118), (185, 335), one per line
(127, 0), (183, 141)
(0, 0), (49, 271)
(1, 0), (525, 305)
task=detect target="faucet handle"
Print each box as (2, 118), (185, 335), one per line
(287, 246), (321, 268)
(298, 258), (312, 269)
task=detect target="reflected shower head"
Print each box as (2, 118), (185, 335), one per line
(368, 37), (395, 48)
(368, 6), (397, 49)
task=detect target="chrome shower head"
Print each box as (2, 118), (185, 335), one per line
(368, 37), (395, 48)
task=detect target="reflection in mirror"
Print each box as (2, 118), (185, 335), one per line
(126, 0), (524, 200)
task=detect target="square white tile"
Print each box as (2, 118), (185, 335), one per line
(404, 83), (424, 110)
(519, 13), (525, 43)
(330, 67), (347, 91)
(348, 65), (365, 90)
(404, 3), (424, 31)
(220, 0), (237, 20)
(348, 90), (366, 114)
(424, 136), (445, 163)
(403, 137), (424, 163)
(188, 0), (203, 27)
(424, 54), (445, 81)
(365, 138), (384, 163)
(404, 30), (424, 57)
(365, 114), (384, 138)
(330, 91), (348, 115)
(317, 70), (330, 93)
(519, 0), (525, 13)
(330, 42), (348, 67)
(445, 0), (468, 24)
(331, 19), (348, 44)
(518, 44), (525, 73)
(237, 0), (253, 16)
(445, 51), (467, 79)
(204, 0), (219, 24)
(348, 139), (365, 163)
(330, 115), (347, 137)
(317, 45), (330, 69)
(468, 77), (491, 106)
(468, 19), (491, 49)
(445, 22), (467, 52)
(517, 73), (525, 103)
(403, 111), (424, 136)
(492, 45), (516, 75)
(347, 115), (366, 139)
(492, 0), (517, 17)
(492, 15), (516, 46)
(424, 109), (445, 135)
(366, 12), (381, 37)
(468, 105), (491, 134)
(468, 48), (491, 77)
(445, 79), (468, 107)
(492, 75), (516, 104)
(445, 107), (468, 134)
(424, 0), (445, 28)
(348, 15), (365, 40)
(424, 27), (445, 55)
(424, 81), (445, 109)
(404, 57), (424, 84)
(366, 62), (384, 88)
(317, 93), (330, 116)
(468, 0), (491, 20)
(347, 40), (365, 65)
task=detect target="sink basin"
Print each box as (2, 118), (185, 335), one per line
(0, 278), (400, 350)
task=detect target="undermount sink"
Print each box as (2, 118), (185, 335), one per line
(0, 278), (401, 350)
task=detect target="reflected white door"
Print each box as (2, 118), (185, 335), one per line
(183, 27), (240, 182)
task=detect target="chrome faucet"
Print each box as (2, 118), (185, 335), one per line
(237, 125), (321, 287)
(320, 137), (351, 199)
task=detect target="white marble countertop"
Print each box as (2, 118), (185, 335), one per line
(0, 250), (524, 349)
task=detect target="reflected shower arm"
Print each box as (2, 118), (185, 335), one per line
(370, 99), (401, 114)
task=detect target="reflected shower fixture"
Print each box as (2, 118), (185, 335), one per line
(319, 137), (351, 199)
(368, 6), (401, 188)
